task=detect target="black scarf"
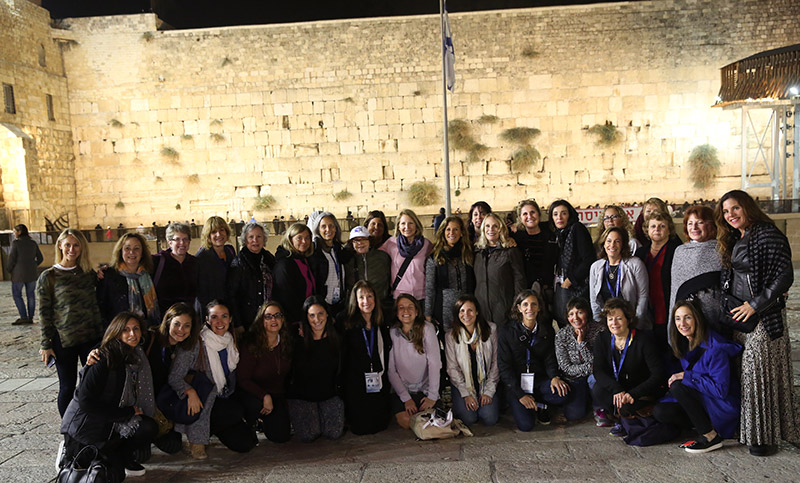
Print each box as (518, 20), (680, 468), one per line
(557, 223), (577, 278)
(437, 240), (464, 289)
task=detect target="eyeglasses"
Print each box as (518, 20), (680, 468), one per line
(264, 312), (284, 321)
(170, 237), (190, 244)
(603, 215), (621, 222)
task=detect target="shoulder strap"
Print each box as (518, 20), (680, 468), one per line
(392, 255), (415, 291)
(153, 254), (167, 287)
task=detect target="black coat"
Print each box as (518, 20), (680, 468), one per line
(307, 239), (351, 314)
(497, 320), (559, 400)
(195, 245), (236, 309)
(227, 248), (276, 330)
(592, 329), (665, 400)
(97, 268), (130, 328)
(60, 357), (134, 446)
(272, 246), (315, 327)
(341, 323), (392, 435)
(634, 235), (682, 323)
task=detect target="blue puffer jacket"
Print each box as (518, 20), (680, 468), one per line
(661, 330), (742, 438)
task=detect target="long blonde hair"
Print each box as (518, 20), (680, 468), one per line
(474, 213), (512, 249)
(55, 229), (92, 272)
(200, 216), (232, 250)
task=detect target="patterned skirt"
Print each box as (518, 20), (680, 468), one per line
(735, 320), (800, 446)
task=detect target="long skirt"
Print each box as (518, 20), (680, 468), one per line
(734, 320), (799, 446)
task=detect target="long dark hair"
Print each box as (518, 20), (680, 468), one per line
(450, 295), (491, 343)
(432, 215), (473, 266)
(393, 294), (426, 354)
(246, 301), (292, 358)
(715, 189), (774, 266)
(468, 201), (492, 241)
(548, 199), (579, 232)
(345, 280), (384, 330)
(301, 296), (338, 348)
(101, 312), (144, 369)
(669, 300), (709, 359)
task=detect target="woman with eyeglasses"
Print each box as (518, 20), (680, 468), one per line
(152, 222), (197, 316)
(236, 302), (292, 444)
(595, 205), (640, 257)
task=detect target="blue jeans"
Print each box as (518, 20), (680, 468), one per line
(507, 377), (569, 432)
(450, 384), (499, 427)
(562, 376), (591, 421)
(12, 281), (36, 319)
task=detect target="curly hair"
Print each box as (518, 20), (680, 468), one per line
(110, 232), (153, 272)
(431, 215), (473, 266)
(474, 212), (513, 249)
(201, 216), (232, 250)
(245, 301), (292, 358)
(714, 190), (774, 266)
(600, 297), (636, 329)
(597, 226), (632, 260)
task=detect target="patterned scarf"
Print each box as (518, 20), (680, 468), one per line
(454, 327), (487, 398)
(115, 346), (155, 438)
(746, 222), (792, 339)
(118, 264), (161, 326)
(556, 223), (577, 280)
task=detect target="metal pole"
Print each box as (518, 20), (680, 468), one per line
(773, 106), (780, 200)
(794, 103), (800, 202)
(741, 107), (747, 191)
(439, 0), (452, 217)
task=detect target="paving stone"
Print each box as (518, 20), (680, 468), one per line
(0, 379), (32, 392)
(609, 457), (722, 483)
(362, 460), (491, 482)
(16, 378), (58, 391)
(266, 463), (363, 482)
(463, 441), (572, 461)
(493, 460), (619, 482)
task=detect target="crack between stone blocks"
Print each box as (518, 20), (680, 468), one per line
(489, 460), (498, 483)
(358, 462), (368, 482)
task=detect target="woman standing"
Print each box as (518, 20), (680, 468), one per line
(669, 205), (723, 336)
(344, 226), (393, 314)
(474, 213), (525, 326)
(715, 190), (799, 456)
(511, 199), (557, 291)
(654, 301), (742, 453)
(592, 298), (665, 437)
(152, 222), (197, 316)
(388, 294), (441, 429)
(555, 298), (604, 424)
(60, 313), (157, 478)
(634, 197), (671, 245)
(635, 211), (682, 345)
(8, 224), (43, 325)
(588, 227), (649, 324)
(498, 290), (570, 431)
(380, 209), (432, 302)
(425, 216), (475, 333)
(273, 223), (316, 328)
(38, 229), (104, 417)
(445, 295), (500, 427)
(550, 200), (596, 327)
(342, 281), (392, 435)
(195, 216), (236, 309)
(596, 205), (640, 256)
(98, 232), (160, 327)
(237, 302), (292, 444)
(227, 222), (275, 330)
(287, 297), (344, 442)
(308, 211), (349, 317)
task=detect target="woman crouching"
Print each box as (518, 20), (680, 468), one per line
(60, 312), (157, 478)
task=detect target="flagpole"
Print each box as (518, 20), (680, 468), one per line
(439, 0), (452, 217)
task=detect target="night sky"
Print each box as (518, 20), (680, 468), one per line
(42, 0), (614, 29)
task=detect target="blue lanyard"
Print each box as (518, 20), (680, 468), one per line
(362, 326), (376, 371)
(524, 326), (538, 373)
(611, 330), (633, 381)
(605, 260), (621, 297)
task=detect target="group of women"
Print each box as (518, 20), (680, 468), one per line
(38, 190), (799, 478)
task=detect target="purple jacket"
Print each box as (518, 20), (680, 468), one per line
(661, 330), (742, 438)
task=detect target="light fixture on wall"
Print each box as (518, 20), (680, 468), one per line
(790, 86), (799, 99)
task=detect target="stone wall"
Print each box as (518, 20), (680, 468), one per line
(0, 0), (76, 230)
(51, 0), (800, 226)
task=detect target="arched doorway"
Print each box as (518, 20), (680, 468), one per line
(0, 122), (35, 230)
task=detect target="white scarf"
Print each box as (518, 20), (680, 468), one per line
(200, 326), (239, 393)
(455, 327), (487, 398)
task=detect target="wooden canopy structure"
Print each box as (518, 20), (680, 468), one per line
(717, 43), (800, 105)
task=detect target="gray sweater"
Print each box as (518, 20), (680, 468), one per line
(668, 240), (723, 339)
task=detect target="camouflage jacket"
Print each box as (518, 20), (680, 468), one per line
(37, 267), (103, 350)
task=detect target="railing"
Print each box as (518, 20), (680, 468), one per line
(718, 43), (800, 103)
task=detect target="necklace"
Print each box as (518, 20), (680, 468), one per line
(607, 264), (619, 281)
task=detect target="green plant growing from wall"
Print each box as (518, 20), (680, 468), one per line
(448, 119), (474, 151)
(187, 174), (200, 184)
(333, 189), (352, 201)
(253, 195), (276, 211)
(221, 57), (232, 67)
(688, 144), (720, 188)
(454, 189), (461, 197)
(181, 134), (193, 140)
(512, 146), (542, 172)
(407, 181), (440, 206)
(141, 31), (154, 42)
(155, 176), (163, 182)
(175, 203), (181, 210)
(210, 119), (223, 127)
(522, 45), (540, 58)
(160, 146), (179, 162)
(468, 143), (488, 164)
(501, 127), (541, 145)
(109, 118), (124, 128)
(588, 121), (623, 146)
(115, 201), (125, 209)
(478, 114), (498, 124)
(210, 133), (225, 143)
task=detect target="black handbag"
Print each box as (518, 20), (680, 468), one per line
(719, 292), (759, 333)
(57, 445), (121, 483)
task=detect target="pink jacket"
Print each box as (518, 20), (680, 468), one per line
(379, 236), (432, 301)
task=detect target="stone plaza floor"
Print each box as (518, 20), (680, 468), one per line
(0, 280), (798, 482)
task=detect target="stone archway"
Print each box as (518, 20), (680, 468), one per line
(0, 122), (35, 230)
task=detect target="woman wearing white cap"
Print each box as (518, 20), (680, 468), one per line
(344, 225), (393, 314)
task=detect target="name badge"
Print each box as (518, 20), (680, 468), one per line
(365, 372), (382, 393)
(521, 373), (535, 394)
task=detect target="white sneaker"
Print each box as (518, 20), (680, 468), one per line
(125, 462), (146, 477)
(55, 440), (65, 472)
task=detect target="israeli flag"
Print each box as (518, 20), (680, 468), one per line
(443, 2), (455, 91)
